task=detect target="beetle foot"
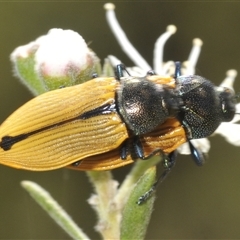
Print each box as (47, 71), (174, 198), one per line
(137, 151), (177, 205)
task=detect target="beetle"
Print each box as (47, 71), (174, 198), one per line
(0, 62), (236, 174)
(69, 63), (237, 172)
(0, 66), (181, 171)
(64, 62), (237, 204)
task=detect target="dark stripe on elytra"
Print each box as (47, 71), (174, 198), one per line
(0, 103), (116, 151)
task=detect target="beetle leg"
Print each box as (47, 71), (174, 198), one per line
(71, 160), (82, 167)
(120, 137), (146, 160)
(174, 61), (181, 78)
(137, 151), (177, 205)
(137, 141), (206, 204)
(132, 136), (162, 160)
(188, 140), (206, 166)
(120, 135), (163, 161)
(115, 64), (131, 80)
(146, 69), (156, 76)
(92, 73), (98, 78)
(132, 136), (144, 159)
(120, 139), (129, 160)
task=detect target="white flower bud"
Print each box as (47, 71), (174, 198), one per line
(11, 28), (99, 93)
(35, 29), (95, 77)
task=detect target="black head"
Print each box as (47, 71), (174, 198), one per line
(217, 86), (236, 122)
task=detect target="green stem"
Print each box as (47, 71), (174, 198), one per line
(87, 171), (121, 239)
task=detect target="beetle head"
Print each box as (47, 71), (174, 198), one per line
(176, 75), (236, 139)
(217, 86), (236, 122)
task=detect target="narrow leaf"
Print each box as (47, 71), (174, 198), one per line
(21, 180), (90, 240)
(120, 167), (156, 240)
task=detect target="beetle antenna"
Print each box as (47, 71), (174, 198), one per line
(115, 64), (131, 80)
(174, 61), (182, 78)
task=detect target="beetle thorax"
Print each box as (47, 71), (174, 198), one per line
(117, 77), (176, 135)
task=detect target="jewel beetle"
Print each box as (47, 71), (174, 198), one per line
(0, 66), (181, 171)
(68, 62), (237, 173)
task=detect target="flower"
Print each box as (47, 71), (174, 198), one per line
(11, 28), (100, 94)
(104, 2), (239, 156)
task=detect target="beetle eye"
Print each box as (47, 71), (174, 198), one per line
(219, 87), (236, 122)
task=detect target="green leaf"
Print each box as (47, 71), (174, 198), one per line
(21, 181), (90, 240)
(120, 167), (156, 240)
(12, 52), (46, 95)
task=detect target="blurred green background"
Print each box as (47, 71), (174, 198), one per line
(0, 1), (240, 239)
